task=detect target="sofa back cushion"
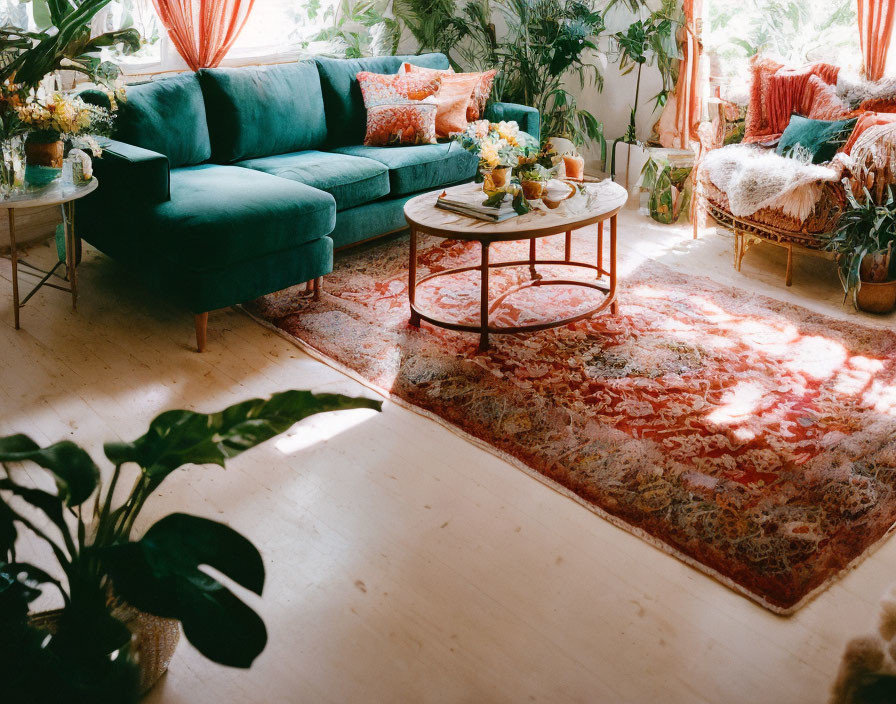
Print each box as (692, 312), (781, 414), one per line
(114, 73), (211, 168)
(314, 53), (450, 145)
(199, 61), (328, 162)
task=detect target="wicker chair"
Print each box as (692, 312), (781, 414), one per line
(697, 173), (843, 286)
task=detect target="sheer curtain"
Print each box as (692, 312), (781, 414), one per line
(151, 0), (256, 71)
(858, 0), (896, 80)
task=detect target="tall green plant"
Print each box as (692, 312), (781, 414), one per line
(0, 0), (140, 93)
(1, 390), (382, 703)
(610, 0), (680, 145)
(312, 0), (402, 58)
(496, 0), (605, 147)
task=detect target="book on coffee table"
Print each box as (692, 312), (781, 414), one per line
(435, 184), (519, 223)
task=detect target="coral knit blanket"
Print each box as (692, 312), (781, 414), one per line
(746, 61), (841, 143)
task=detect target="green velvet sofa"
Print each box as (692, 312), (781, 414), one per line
(77, 53), (540, 350)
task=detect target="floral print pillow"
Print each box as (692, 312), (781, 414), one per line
(363, 102), (438, 146)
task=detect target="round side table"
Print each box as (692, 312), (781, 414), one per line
(1, 178), (98, 329)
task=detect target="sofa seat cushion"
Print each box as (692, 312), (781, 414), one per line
(199, 62), (328, 162)
(236, 150), (390, 210)
(149, 165), (335, 271)
(330, 143), (477, 197)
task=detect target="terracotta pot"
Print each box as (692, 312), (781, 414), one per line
(29, 604), (180, 694)
(24, 138), (63, 168)
(859, 248), (892, 284)
(521, 179), (545, 200)
(855, 279), (896, 314)
(24, 137), (63, 187)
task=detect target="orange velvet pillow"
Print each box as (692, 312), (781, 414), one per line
(363, 103), (437, 146)
(431, 73), (481, 137)
(402, 63), (497, 121)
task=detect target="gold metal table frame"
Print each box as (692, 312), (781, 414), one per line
(404, 183), (628, 350)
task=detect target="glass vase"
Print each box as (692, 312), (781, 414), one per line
(0, 137), (25, 198)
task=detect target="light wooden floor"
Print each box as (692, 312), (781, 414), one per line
(2, 207), (894, 704)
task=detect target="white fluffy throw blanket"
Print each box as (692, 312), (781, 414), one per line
(703, 145), (840, 221)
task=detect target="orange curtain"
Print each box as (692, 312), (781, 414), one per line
(152, 0), (256, 71)
(858, 0), (896, 81)
(673, 0), (702, 149)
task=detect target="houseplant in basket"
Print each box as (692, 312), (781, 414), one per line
(0, 390), (381, 703)
(825, 184), (896, 314)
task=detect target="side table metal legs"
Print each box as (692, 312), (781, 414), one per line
(62, 201), (78, 309)
(6, 202), (79, 329)
(8, 209), (19, 329)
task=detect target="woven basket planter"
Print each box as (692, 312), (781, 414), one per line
(29, 604), (180, 694)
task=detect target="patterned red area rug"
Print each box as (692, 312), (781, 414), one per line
(245, 231), (896, 613)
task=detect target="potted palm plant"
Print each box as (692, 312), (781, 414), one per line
(825, 185), (896, 314)
(1, 390), (381, 703)
(608, 0), (681, 192)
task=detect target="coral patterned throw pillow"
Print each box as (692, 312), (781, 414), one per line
(364, 102), (437, 146)
(356, 71), (440, 146)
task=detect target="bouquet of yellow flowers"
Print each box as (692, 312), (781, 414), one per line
(17, 93), (113, 144)
(454, 120), (538, 171)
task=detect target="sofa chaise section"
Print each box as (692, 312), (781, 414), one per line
(78, 72), (336, 351)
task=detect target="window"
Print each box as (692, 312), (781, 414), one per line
(0, 0), (335, 75)
(705, 0), (862, 95)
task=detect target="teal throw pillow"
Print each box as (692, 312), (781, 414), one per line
(775, 114), (858, 164)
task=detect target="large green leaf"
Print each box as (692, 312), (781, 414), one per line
(0, 435), (99, 506)
(102, 513), (267, 668)
(104, 391), (382, 489)
(0, 500), (16, 555)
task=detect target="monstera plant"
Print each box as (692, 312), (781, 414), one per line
(0, 390), (381, 703)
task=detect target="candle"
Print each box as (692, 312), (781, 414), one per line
(563, 153), (585, 181)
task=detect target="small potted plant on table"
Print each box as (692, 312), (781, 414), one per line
(825, 185), (896, 314)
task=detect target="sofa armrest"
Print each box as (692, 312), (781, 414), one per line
(93, 139), (170, 204)
(485, 102), (540, 143)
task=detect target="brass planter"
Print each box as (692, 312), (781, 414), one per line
(856, 279), (896, 314)
(29, 604), (180, 694)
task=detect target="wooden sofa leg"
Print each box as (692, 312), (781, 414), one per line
(313, 276), (322, 301)
(195, 312), (208, 352)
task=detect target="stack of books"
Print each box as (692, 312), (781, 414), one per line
(435, 184), (519, 223)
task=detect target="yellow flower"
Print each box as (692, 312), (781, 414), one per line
(495, 120), (519, 146)
(479, 141), (500, 169)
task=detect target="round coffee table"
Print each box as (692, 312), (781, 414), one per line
(404, 179), (628, 349)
